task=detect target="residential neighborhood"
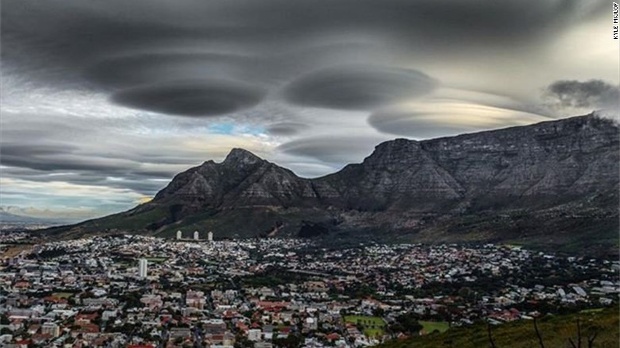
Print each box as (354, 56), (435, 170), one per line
(0, 234), (618, 347)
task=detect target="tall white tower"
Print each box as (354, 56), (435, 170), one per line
(193, 231), (199, 240)
(138, 259), (148, 278)
(176, 230), (182, 240)
(207, 231), (213, 242)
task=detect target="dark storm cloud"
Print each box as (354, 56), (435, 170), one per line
(282, 65), (437, 110)
(2, 0), (608, 115)
(2, 0), (588, 70)
(544, 80), (620, 110)
(111, 80), (266, 117)
(277, 136), (388, 164)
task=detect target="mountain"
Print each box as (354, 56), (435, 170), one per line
(0, 211), (44, 224)
(43, 114), (619, 254)
(0, 211), (72, 229)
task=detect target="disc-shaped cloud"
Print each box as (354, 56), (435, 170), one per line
(282, 65), (437, 111)
(111, 81), (266, 117)
(265, 122), (308, 136)
(277, 135), (389, 163)
(85, 53), (265, 89)
(368, 103), (549, 139)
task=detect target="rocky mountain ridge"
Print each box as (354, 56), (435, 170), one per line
(45, 114), (619, 254)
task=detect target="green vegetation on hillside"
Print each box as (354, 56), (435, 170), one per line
(377, 309), (619, 348)
(419, 321), (449, 335)
(92, 207), (168, 231)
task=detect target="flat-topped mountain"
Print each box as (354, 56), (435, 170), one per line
(45, 114), (619, 254)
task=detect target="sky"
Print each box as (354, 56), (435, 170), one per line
(1, 0), (619, 222)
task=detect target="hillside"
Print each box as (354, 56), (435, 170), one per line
(43, 114), (619, 254)
(377, 309), (619, 348)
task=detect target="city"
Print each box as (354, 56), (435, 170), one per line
(1, 233), (618, 347)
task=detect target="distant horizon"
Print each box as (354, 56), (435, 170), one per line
(1, 0), (618, 221)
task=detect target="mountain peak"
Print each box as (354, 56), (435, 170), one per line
(223, 148), (263, 165)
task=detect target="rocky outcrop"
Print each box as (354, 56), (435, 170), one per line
(46, 114), (619, 254)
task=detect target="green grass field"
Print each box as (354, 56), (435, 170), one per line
(344, 315), (385, 327)
(365, 328), (385, 338)
(419, 321), (450, 335)
(344, 315), (386, 337)
(580, 308), (604, 313)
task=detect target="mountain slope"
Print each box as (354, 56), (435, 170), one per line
(44, 114), (619, 253)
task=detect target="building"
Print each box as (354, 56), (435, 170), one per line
(194, 231), (199, 240)
(207, 231), (214, 242)
(186, 290), (206, 309)
(41, 322), (60, 337)
(247, 329), (262, 341)
(139, 259), (148, 278)
(176, 230), (182, 240)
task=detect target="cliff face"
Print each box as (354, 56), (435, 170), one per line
(422, 115), (618, 203)
(314, 115), (618, 212)
(48, 115), (619, 253)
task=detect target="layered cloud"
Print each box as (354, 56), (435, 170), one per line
(369, 104), (550, 139)
(277, 135), (390, 164)
(368, 89), (553, 138)
(84, 53), (269, 89)
(282, 65), (437, 110)
(111, 80), (266, 117)
(265, 122), (309, 136)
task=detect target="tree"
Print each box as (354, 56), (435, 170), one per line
(234, 333), (255, 348)
(487, 323), (497, 348)
(390, 313), (422, 335)
(273, 333), (304, 348)
(372, 307), (385, 317)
